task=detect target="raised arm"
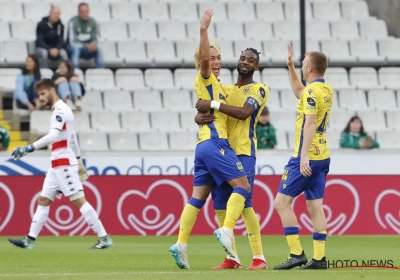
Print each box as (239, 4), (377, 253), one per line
(199, 9), (214, 79)
(287, 44), (305, 99)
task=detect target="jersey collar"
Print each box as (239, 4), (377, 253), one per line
(235, 80), (255, 86)
(310, 78), (325, 83)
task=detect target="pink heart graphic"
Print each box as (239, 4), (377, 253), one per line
(117, 179), (188, 236)
(0, 182), (15, 232)
(29, 181), (102, 236)
(292, 179), (360, 235)
(374, 189), (400, 234)
(203, 179), (275, 235)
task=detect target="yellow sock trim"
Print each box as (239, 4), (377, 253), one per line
(313, 231), (327, 260)
(242, 207), (263, 257)
(286, 235), (303, 255)
(224, 193), (246, 230)
(216, 209), (238, 256)
(177, 204), (200, 244)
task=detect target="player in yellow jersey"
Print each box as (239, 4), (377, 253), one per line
(195, 48), (269, 270)
(169, 9), (251, 269)
(274, 45), (333, 270)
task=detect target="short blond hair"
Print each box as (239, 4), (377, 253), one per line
(194, 40), (221, 70)
(305, 51), (328, 76)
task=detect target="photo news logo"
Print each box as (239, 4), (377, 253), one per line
(328, 260), (399, 269)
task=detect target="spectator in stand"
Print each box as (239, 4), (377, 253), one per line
(256, 107), (277, 149)
(14, 55), (42, 111)
(340, 116), (379, 149)
(0, 125), (10, 151)
(52, 60), (85, 111)
(67, 2), (104, 69)
(35, 6), (68, 68)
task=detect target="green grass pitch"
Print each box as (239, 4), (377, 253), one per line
(0, 236), (399, 279)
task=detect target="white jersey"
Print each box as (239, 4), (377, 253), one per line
(50, 100), (79, 167)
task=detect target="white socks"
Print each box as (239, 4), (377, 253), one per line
(79, 202), (107, 238)
(28, 205), (50, 239)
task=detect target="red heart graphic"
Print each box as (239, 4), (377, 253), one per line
(375, 189), (400, 234)
(0, 182), (14, 232)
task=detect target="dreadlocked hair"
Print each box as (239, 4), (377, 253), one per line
(244, 48), (261, 63)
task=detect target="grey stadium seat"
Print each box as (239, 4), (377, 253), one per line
(378, 67), (400, 90)
(280, 90), (299, 112)
(367, 90), (398, 111)
(11, 21), (36, 41)
(115, 68), (148, 91)
(2, 41), (27, 65)
(163, 90), (194, 112)
(110, 2), (140, 21)
(328, 110), (356, 131)
(338, 90), (368, 111)
(244, 21), (274, 41)
(271, 111), (296, 132)
(118, 41), (152, 66)
(198, 2), (228, 22)
(220, 68), (234, 85)
(284, 1), (313, 21)
(98, 42), (123, 66)
(227, 2), (256, 21)
(99, 21), (128, 41)
(128, 22), (158, 41)
(147, 41), (181, 66)
(349, 67), (384, 90)
(145, 69), (177, 90)
(349, 40), (385, 65)
(79, 132), (109, 152)
(24, 2), (50, 21)
(262, 68), (292, 91)
(85, 69), (116, 91)
(91, 111), (123, 132)
(88, 2), (111, 21)
(121, 111), (152, 132)
(170, 2), (198, 22)
(320, 40), (357, 64)
(176, 41), (199, 67)
(216, 21), (244, 41)
(180, 111), (199, 132)
(263, 41), (289, 65)
(0, 3), (23, 21)
(133, 90), (164, 112)
(40, 68), (54, 79)
(376, 131), (400, 149)
(264, 90), (282, 112)
(139, 131), (169, 151)
(30, 111), (53, 136)
(109, 133), (139, 151)
(341, 0), (370, 20)
(275, 130), (288, 150)
(73, 112), (92, 133)
(169, 131), (197, 151)
(306, 20), (331, 41)
(378, 39), (400, 64)
(255, 2), (284, 21)
(324, 67), (355, 90)
(80, 91), (104, 112)
(386, 111), (400, 130)
(359, 19), (388, 40)
(187, 21), (217, 41)
(141, 2), (169, 21)
(103, 90), (133, 112)
(0, 22), (10, 40)
(158, 21), (187, 41)
(331, 20), (360, 40)
(274, 21), (299, 41)
(313, 1), (341, 21)
(150, 111), (182, 132)
(0, 68), (21, 92)
(174, 69), (198, 91)
(357, 111), (388, 132)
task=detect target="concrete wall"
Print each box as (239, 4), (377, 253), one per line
(364, 0), (400, 37)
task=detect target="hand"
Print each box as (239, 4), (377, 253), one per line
(78, 158), (89, 182)
(287, 44), (294, 67)
(12, 145), (34, 160)
(49, 48), (59, 57)
(300, 154), (312, 177)
(87, 43), (97, 52)
(195, 100), (211, 112)
(195, 113), (216, 125)
(200, 9), (213, 30)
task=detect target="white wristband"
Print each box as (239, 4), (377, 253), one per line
(211, 101), (221, 110)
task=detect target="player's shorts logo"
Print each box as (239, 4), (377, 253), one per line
(0, 182), (15, 233)
(292, 179), (359, 235)
(117, 179), (187, 236)
(236, 162), (243, 170)
(374, 189), (400, 234)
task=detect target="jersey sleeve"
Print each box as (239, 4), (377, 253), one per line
(50, 109), (66, 131)
(245, 85), (269, 111)
(302, 86), (319, 115)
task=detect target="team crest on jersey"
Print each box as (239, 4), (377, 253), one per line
(236, 162), (243, 170)
(218, 93), (226, 101)
(243, 87), (250, 94)
(258, 87), (266, 98)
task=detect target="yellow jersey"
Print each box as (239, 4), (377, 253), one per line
(194, 72), (228, 143)
(293, 78), (333, 160)
(224, 81), (269, 157)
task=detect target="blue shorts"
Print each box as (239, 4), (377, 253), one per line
(193, 138), (246, 187)
(212, 155), (255, 210)
(278, 157), (330, 200)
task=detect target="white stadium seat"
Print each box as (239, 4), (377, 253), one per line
(271, 111), (296, 132)
(11, 21), (36, 41)
(169, 131), (197, 151)
(378, 40), (400, 64)
(274, 21), (299, 41)
(133, 90), (163, 112)
(219, 68), (234, 85)
(320, 40), (357, 64)
(109, 133), (139, 151)
(174, 69), (198, 91)
(79, 132), (109, 152)
(338, 90), (368, 110)
(232, 68), (262, 84)
(30, 111), (52, 136)
(378, 67), (400, 90)
(265, 90), (282, 112)
(292, 40), (321, 55)
(386, 111), (400, 130)
(145, 69), (176, 90)
(198, 2), (228, 22)
(103, 90), (133, 112)
(180, 111), (199, 132)
(359, 19), (389, 40)
(376, 131), (400, 149)
(350, 40), (385, 65)
(0, 22), (10, 40)
(216, 21), (244, 41)
(0, 68), (21, 92)
(128, 22), (158, 41)
(57, 2), (76, 24)
(163, 90), (194, 112)
(2, 41), (27, 65)
(255, 2), (284, 21)
(275, 130), (288, 150)
(85, 69), (116, 91)
(115, 68), (148, 91)
(325, 130), (341, 150)
(99, 21), (128, 41)
(284, 1), (313, 21)
(263, 41), (289, 65)
(118, 41), (152, 66)
(0, 3), (23, 21)
(187, 21), (217, 41)
(91, 111), (122, 132)
(280, 90), (299, 111)
(349, 67), (384, 90)
(234, 40), (264, 58)
(89, 2), (111, 21)
(357, 111), (387, 131)
(341, 0), (370, 20)
(147, 41), (180, 66)
(262, 68), (291, 90)
(98, 42), (122, 65)
(244, 21), (274, 41)
(158, 21), (187, 41)
(331, 20), (360, 40)
(227, 2), (256, 21)
(81, 91), (104, 111)
(313, 2), (341, 21)
(328, 110), (356, 131)
(150, 112), (182, 132)
(24, 2), (50, 21)
(39, 68), (53, 79)
(170, 2), (198, 22)
(121, 111), (152, 132)
(139, 131), (169, 151)
(141, 2), (169, 21)
(176, 41), (199, 66)
(306, 20), (331, 40)
(73, 112), (92, 133)
(110, 2), (140, 21)
(324, 67), (355, 90)
(368, 90), (398, 111)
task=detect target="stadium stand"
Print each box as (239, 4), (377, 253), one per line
(0, 0), (398, 152)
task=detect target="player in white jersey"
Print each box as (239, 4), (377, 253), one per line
(8, 78), (113, 250)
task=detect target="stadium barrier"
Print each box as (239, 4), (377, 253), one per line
(0, 175), (398, 236)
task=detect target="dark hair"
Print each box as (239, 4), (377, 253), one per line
(305, 51), (328, 76)
(343, 116), (366, 135)
(22, 55), (41, 80)
(243, 48), (261, 64)
(34, 78), (56, 92)
(59, 60), (75, 80)
(78, 2), (88, 9)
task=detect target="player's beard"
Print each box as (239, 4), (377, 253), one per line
(236, 66), (255, 79)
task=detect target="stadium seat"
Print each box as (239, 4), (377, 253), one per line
(263, 41), (289, 65)
(147, 41), (180, 66)
(244, 21), (274, 41)
(331, 20), (360, 40)
(213, 41), (237, 65)
(91, 111), (122, 132)
(79, 132), (109, 152)
(109, 133), (139, 151)
(110, 2), (140, 21)
(99, 21), (128, 41)
(163, 90), (193, 112)
(306, 20), (331, 40)
(376, 131), (400, 149)
(378, 67), (400, 90)
(85, 69), (116, 91)
(74, 112), (92, 133)
(145, 69), (176, 90)
(169, 131), (197, 151)
(274, 130), (288, 150)
(0, 68), (21, 92)
(141, 2), (169, 21)
(386, 111), (400, 130)
(284, 1), (313, 21)
(180, 111), (199, 132)
(349, 67), (384, 90)
(187, 21), (217, 41)
(103, 90), (133, 112)
(274, 21), (299, 40)
(139, 131), (169, 151)
(81, 91), (104, 111)
(98, 42), (122, 66)
(292, 40), (321, 55)
(325, 130), (340, 150)
(262, 68), (291, 90)
(367, 90), (398, 111)
(227, 2), (256, 21)
(357, 111), (387, 131)
(118, 41), (152, 66)
(174, 69), (198, 91)
(324, 67), (355, 90)
(198, 2), (228, 22)
(88, 2), (111, 21)
(2, 41), (27, 65)
(219, 68), (234, 85)
(341, 0), (370, 20)
(280, 90), (299, 111)
(0, 3), (23, 21)
(271, 111), (296, 132)
(338, 89), (368, 110)
(350, 40), (385, 65)
(40, 68), (54, 79)
(359, 19), (388, 40)
(158, 21), (187, 41)
(255, 2), (284, 21)
(320, 40), (357, 64)
(74, 68), (85, 84)
(11, 21), (36, 41)
(57, 2), (76, 24)
(265, 90), (282, 111)
(378, 39), (400, 64)
(0, 22), (10, 41)
(170, 2), (198, 22)
(328, 110), (356, 131)
(121, 111), (152, 132)
(30, 111), (52, 136)
(128, 22), (158, 41)
(133, 90), (163, 112)
(313, 1), (341, 21)
(24, 2), (50, 21)
(331, 91), (341, 111)
(216, 21), (244, 41)
(151, 111), (182, 132)
(115, 68), (148, 91)
(234, 40), (264, 58)
(176, 41), (199, 66)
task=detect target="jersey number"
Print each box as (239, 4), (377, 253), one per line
(317, 112), (328, 133)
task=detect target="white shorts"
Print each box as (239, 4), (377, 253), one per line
(41, 165), (84, 200)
